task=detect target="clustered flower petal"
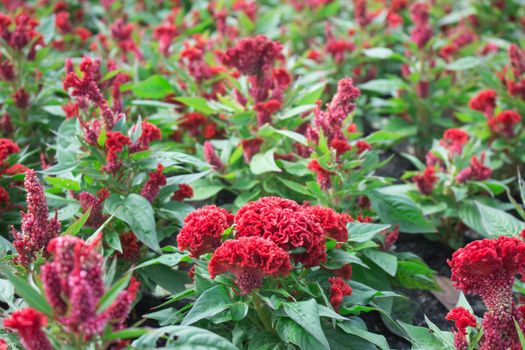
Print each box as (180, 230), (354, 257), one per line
(103, 131), (131, 173)
(329, 277), (352, 312)
(209, 236), (292, 294)
(12, 170), (61, 266)
(440, 128), (469, 156)
(449, 237), (525, 350)
(177, 205), (234, 257)
(78, 188), (110, 228)
(303, 205), (352, 242)
(308, 159), (334, 190)
(456, 153), (492, 183)
(446, 307), (477, 350)
(235, 197), (326, 267)
(140, 163), (167, 203)
(129, 120), (162, 153)
(203, 141), (225, 172)
(172, 184), (194, 202)
(409, 2), (432, 49)
(3, 308), (52, 350)
(413, 166), (437, 195)
(488, 110), (521, 138)
(468, 89), (497, 118)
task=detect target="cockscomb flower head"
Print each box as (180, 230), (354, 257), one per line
(203, 141), (225, 172)
(413, 166), (438, 195)
(308, 159), (334, 190)
(140, 163), (167, 203)
(3, 308), (52, 350)
(221, 35), (283, 76)
(440, 128), (469, 156)
(177, 205), (234, 257)
(241, 138), (263, 162)
(456, 153), (492, 183)
(172, 184), (194, 202)
(129, 120), (162, 153)
(235, 197), (326, 267)
(303, 205), (352, 242)
(103, 131), (131, 173)
(209, 236), (292, 294)
(509, 44), (525, 78)
(329, 277), (352, 312)
(448, 237), (525, 350)
(153, 22), (177, 57)
(446, 307), (477, 350)
(63, 56), (106, 107)
(12, 170), (61, 266)
(78, 188), (110, 228)
(468, 90), (497, 118)
(0, 138), (19, 164)
(488, 110), (521, 138)
(117, 231), (141, 261)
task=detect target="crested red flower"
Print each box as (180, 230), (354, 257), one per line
(3, 308), (52, 350)
(13, 88), (30, 109)
(209, 236), (292, 294)
(203, 141), (225, 172)
(63, 56), (107, 108)
(0, 55), (15, 81)
(172, 184), (194, 202)
(440, 128), (469, 156)
(509, 44), (525, 78)
(0, 339), (6, 350)
(448, 237), (525, 349)
(413, 166), (437, 195)
(117, 231), (141, 261)
(12, 170), (61, 266)
(330, 138), (352, 157)
(235, 197), (326, 267)
(130, 120), (162, 153)
(140, 163), (167, 203)
(456, 153), (492, 183)
(78, 189), (109, 228)
(241, 138), (263, 162)
(446, 307), (477, 350)
(468, 90), (497, 118)
(355, 140), (371, 154)
(110, 18), (143, 60)
(308, 159), (334, 190)
(488, 110), (521, 138)
(153, 22), (177, 57)
(254, 99), (282, 126)
(0, 187), (9, 207)
(329, 277), (352, 312)
(177, 205), (234, 257)
(331, 264), (353, 280)
(382, 226), (399, 251)
(221, 35), (283, 76)
(0, 138), (19, 164)
(103, 277), (140, 330)
(103, 131), (131, 173)
(303, 205), (352, 242)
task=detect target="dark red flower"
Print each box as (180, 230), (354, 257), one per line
(456, 153), (492, 183)
(488, 110), (521, 138)
(329, 277), (352, 312)
(241, 138), (263, 162)
(0, 339), (6, 350)
(413, 166), (437, 195)
(0, 138), (19, 164)
(63, 57), (107, 108)
(3, 308), (52, 350)
(130, 120), (162, 153)
(140, 163), (167, 203)
(55, 11), (72, 33)
(303, 205), (352, 242)
(440, 128), (469, 156)
(0, 55), (15, 81)
(103, 132), (131, 173)
(78, 189), (109, 228)
(355, 140), (371, 154)
(13, 88), (30, 109)
(0, 187), (9, 207)
(117, 231), (141, 261)
(221, 35), (283, 76)
(153, 23), (177, 57)
(509, 44), (525, 78)
(330, 138), (352, 157)
(254, 99), (282, 126)
(203, 141), (225, 172)
(177, 205), (234, 257)
(110, 18), (143, 60)
(446, 307), (477, 350)
(209, 236), (292, 294)
(382, 226), (399, 251)
(235, 197), (326, 267)
(308, 159), (334, 190)
(331, 264), (353, 280)
(172, 184), (194, 202)
(468, 89), (497, 118)
(0, 113), (13, 135)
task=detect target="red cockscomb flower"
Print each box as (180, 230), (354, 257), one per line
(140, 164), (167, 203)
(3, 308), (52, 350)
(209, 236), (292, 294)
(177, 205), (234, 257)
(303, 205), (352, 242)
(117, 231), (141, 261)
(330, 138), (352, 157)
(308, 159), (334, 190)
(13, 88), (30, 109)
(153, 23), (177, 57)
(456, 153), (492, 183)
(329, 277), (352, 312)
(103, 131), (131, 173)
(355, 140), (371, 154)
(78, 188), (110, 228)
(203, 141), (225, 172)
(488, 110), (521, 138)
(221, 35), (283, 76)
(440, 128), (469, 156)
(413, 166), (437, 195)
(448, 237), (525, 350)
(254, 99), (281, 126)
(172, 184), (194, 202)
(446, 307), (477, 350)
(468, 90), (497, 118)
(235, 197), (326, 267)
(130, 120), (162, 153)
(241, 138), (263, 162)
(0, 138), (19, 164)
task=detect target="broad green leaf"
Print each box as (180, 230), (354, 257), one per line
(363, 47), (393, 59)
(176, 97), (215, 115)
(359, 79), (403, 95)
(283, 299), (330, 349)
(181, 285), (232, 326)
(347, 222), (391, 243)
(4, 271), (52, 316)
(446, 57), (484, 71)
(398, 321), (445, 350)
(475, 201), (525, 237)
(129, 75), (174, 99)
(276, 317), (327, 350)
(97, 272), (132, 313)
(362, 250), (398, 277)
(63, 207), (91, 236)
(250, 149), (281, 175)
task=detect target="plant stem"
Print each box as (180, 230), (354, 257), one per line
(252, 293), (273, 333)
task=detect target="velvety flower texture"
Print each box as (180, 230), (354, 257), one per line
(209, 236), (292, 294)
(129, 120), (162, 153)
(440, 128), (469, 156)
(0, 138), (20, 164)
(413, 166), (437, 195)
(41, 235), (139, 338)
(78, 188), (110, 228)
(3, 308), (52, 350)
(103, 131), (131, 173)
(241, 138), (263, 162)
(172, 184), (194, 202)
(488, 110), (521, 138)
(409, 2), (432, 49)
(12, 170), (61, 266)
(303, 205), (352, 242)
(177, 205), (234, 257)
(446, 307), (477, 350)
(235, 197), (326, 267)
(140, 164), (167, 203)
(468, 89), (497, 118)
(449, 237), (525, 350)
(307, 159), (334, 190)
(329, 277), (352, 312)
(203, 141), (225, 172)
(456, 153), (492, 183)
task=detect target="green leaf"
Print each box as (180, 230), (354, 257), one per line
(4, 271), (52, 316)
(369, 190), (435, 233)
(362, 250), (398, 276)
(63, 207), (91, 236)
(37, 14), (55, 44)
(283, 299), (330, 349)
(395, 260), (438, 290)
(446, 57), (484, 71)
(276, 105), (316, 120)
(359, 79), (403, 95)
(105, 194), (159, 252)
(399, 321), (445, 350)
(129, 75), (174, 99)
(276, 317), (327, 350)
(250, 149), (281, 175)
(191, 184), (223, 201)
(103, 327), (148, 341)
(338, 321), (390, 350)
(181, 285), (232, 326)
(132, 326), (238, 349)
(362, 47), (393, 59)
(474, 201), (525, 237)
(347, 222), (391, 243)
(296, 85), (326, 105)
(97, 272), (132, 313)
(272, 129), (308, 145)
(44, 176), (80, 191)
(176, 97), (215, 115)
